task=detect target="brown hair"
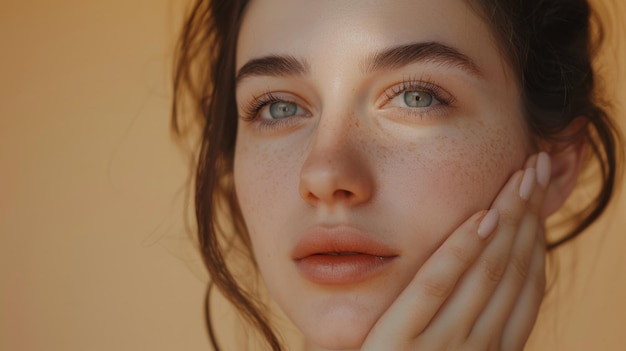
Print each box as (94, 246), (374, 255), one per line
(171, 0), (623, 349)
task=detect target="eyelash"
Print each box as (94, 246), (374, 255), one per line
(241, 91), (279, 121)
(240, 91), (305, 132)
(239, 77), (455, 130)
(380, 77), (455, 118)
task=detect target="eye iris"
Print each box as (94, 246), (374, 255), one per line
(403, 91), (432, 107)
(269, 101), (298, 119)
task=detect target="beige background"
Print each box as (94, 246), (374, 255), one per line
(0, 1), (624, 350)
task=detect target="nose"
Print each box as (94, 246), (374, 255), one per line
(299, 118), (375, 207)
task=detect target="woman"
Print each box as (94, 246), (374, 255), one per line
(172, 0), (622, 350)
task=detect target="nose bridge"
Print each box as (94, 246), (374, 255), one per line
(299, 108), (374, 207)
(312, 107), (357, 153)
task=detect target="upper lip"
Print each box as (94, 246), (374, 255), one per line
(291, 225), (397, 260)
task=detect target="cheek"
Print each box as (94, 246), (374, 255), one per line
(432, 124), (523, 207)
(236, 137), (292, 209)
(384, 122), (528, 251)
(233, 133), (302, 255)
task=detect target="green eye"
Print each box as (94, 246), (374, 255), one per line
(403, 91), (433, 107)
(269, 101), (298, 119)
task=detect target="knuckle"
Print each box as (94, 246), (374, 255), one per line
(482, 256), (507, 283)
(499, 207), (522, 227)
(509, 252), (531, 281)
(446, 244), (473, 266)
(420, 276), (453, 299)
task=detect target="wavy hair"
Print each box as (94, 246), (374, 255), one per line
(171, 0), (623, 349)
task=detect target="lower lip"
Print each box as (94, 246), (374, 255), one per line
(295, 254), (395, 285)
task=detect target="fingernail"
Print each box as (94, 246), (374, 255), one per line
(477, 208), (499, 239)
(519, 168), (536, 200)
(536, 152), (551, 187)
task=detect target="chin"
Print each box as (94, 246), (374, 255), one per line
(304, 320), (369, 350)
(294, 296), (381, 351)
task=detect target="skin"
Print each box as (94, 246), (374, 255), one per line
(233, 0), (555, 349)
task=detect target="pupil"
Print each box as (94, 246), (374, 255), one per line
(404, 91), (432, 107)
(270, 102), (297, 118)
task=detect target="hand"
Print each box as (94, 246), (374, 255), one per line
(361, 153), (551, 351)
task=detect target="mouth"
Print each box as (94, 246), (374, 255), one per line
(292, 226), (398, 285)
(319, 252), (360, 256)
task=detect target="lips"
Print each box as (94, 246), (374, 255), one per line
(292, 226), (397, 285)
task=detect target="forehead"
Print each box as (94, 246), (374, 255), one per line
(236, 0), (507, 82)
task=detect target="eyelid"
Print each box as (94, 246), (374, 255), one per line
(239, 91), (311, 121)
(377, 77), (456, 108)
(238, 91), (313, 133)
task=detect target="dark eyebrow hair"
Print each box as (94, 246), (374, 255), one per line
(235, 41), (481, 85)
(364, 41), (482, 77)
(236, 55), (309, 84)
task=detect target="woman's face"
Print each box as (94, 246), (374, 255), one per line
(234, 0), (531, 349)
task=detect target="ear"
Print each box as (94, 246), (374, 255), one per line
(540, 118), (588, 218)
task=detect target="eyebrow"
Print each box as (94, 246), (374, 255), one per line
(235, 41), (481, 84)
(236, 55), (310, 84)
(364, 42), (482, 77)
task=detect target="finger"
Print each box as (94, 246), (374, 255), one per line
(524, 153), (539, 169)
(471, 153), (550, 343)
(499, 227), (546, 351)
(424, 166), (531, 338)
(362, 207), (502, 349)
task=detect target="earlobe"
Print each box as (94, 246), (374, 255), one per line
(540, 120), (588, 218)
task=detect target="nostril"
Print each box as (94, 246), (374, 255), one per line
(303, 188), (357, 206)
(332, 189), (354, 200)
(298, 143), (374, 207)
